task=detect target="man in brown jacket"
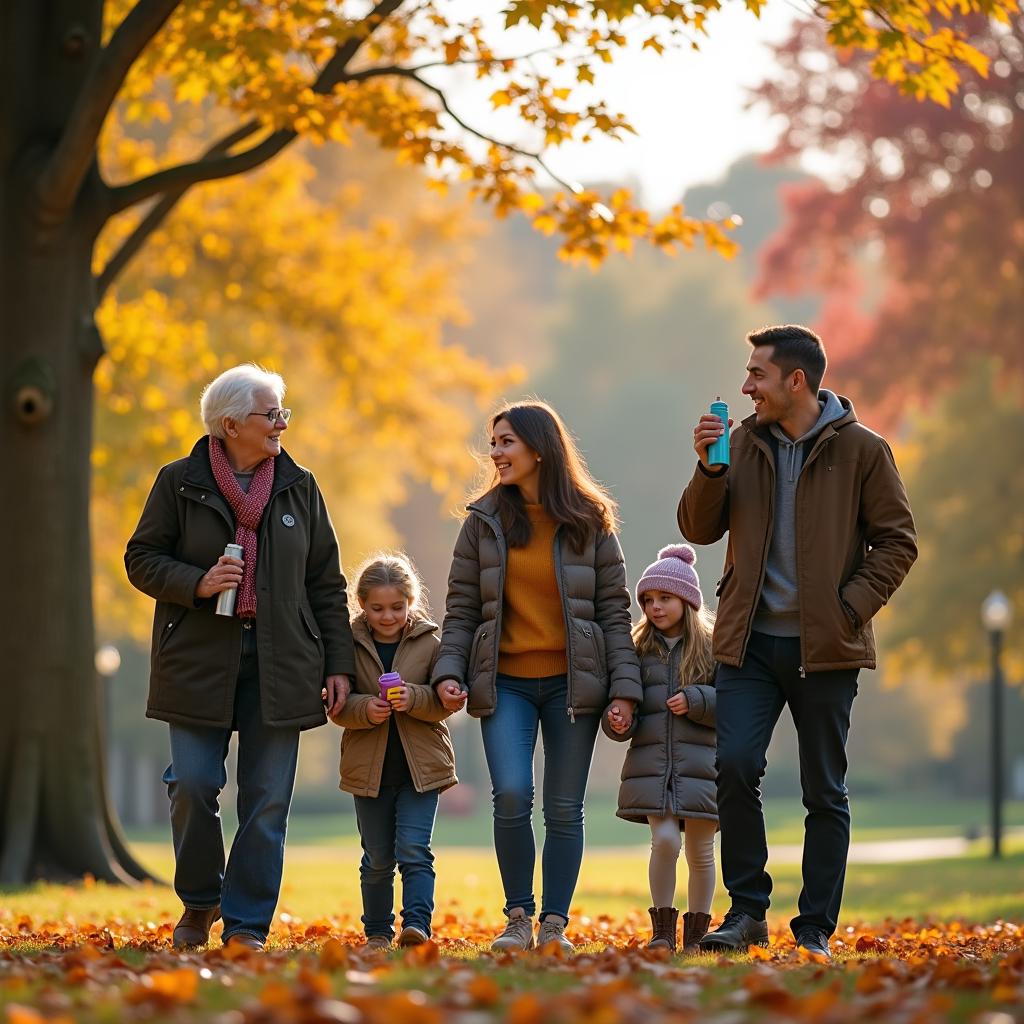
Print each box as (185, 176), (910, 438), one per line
(679, 325), (917, 958)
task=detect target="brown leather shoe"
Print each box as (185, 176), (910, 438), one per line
(224, 933), (264, 951)
(172, 905), (221, 950)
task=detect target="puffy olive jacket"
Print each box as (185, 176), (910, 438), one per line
(334, 616), (457, 798)
(125, 438), (355, 730)
(604, 635), (718, 825)
(679, 398), (917, 672)
(431, 489), (642, 718)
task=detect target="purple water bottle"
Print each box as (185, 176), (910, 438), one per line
(378, 672), (402, 701)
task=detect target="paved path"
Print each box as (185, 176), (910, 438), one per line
(771, 827), (1024, 864)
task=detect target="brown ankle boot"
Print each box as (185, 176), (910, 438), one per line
(646, 907), (679, 952)
(682, 911), (712, 951)
(172, 904), (221, 949)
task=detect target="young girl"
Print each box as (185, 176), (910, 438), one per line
(332, 553), (457, 951)
(432, 401), (642, 954)
(605, 544), (718, 953)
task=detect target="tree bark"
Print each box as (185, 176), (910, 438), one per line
(0, 0), (150, 884)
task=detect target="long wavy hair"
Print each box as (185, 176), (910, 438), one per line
(632, 602), (716, 687)
(471, 401), (617, 553)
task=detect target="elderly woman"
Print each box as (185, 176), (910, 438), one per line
(125, 364), (354, 951)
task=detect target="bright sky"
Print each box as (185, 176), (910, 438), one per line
(547, 4), (800, 210)
(433, 3), (801, 213)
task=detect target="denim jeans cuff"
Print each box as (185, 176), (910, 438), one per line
(222, 927), (266, 944)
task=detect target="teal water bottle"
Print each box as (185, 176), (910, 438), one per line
(708, 398), (730, 467)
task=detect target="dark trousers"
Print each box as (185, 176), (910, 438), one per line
(162, 623), (300, 944)
(714, 631), (858, 938)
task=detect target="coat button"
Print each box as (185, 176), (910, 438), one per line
(200, 494), (206, 501)
(179, 486), (185, 492)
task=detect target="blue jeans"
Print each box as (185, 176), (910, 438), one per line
(162, 625), (300, 944)
(480, 674), (600, 921)
(353, 785), (440, 939)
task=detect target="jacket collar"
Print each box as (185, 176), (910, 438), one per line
(741, 394), (858, 452)
(181, 435), (305, 497)
(351, 614), (439, 652)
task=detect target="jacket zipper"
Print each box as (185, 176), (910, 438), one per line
(739, 431), (776, 664)
(793, 430), (836, 678)
(357, 625), (422, 790)
(662, 638), (680, 815)
(551, 526), (577, 721)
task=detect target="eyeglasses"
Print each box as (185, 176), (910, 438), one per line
(247, 408), (292, 424)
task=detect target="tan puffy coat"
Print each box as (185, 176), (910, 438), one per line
(334, 615), (457, 797)
(431, 489), (643, 718)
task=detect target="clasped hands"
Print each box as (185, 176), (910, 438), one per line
(606, 691), (689, 734)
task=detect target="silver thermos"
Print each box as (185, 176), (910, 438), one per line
(215, 543), (245, 617)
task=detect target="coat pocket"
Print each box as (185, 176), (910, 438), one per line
(299, 604), (326, 676)
(468, 622), (489, 679)
(715, 565), (735, 598)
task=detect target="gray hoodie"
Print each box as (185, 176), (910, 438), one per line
(753, 389), (847, 637)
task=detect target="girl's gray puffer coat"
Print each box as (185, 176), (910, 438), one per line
(603, 634), (718, 825)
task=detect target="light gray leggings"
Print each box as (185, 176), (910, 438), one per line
(647, 814), (717, 914)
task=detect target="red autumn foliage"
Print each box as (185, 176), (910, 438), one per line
(753, 17), (1024, 421)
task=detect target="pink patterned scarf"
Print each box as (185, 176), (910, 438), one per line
(208, 436), (276, 618)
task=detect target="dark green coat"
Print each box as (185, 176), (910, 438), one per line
(431, 488), (643, 718)
(604, 635), (718, 825)
(125, 437), (355, 730)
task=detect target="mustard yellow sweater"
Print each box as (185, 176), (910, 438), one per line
(498, 504), (568, 677)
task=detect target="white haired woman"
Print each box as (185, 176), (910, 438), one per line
(126, 364), (355, 950)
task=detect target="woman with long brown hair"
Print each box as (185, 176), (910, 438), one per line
(431, 401), (642, 953)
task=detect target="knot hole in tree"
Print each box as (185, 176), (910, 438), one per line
(11, 358), (56, 426)
(62, 25), (92, 60)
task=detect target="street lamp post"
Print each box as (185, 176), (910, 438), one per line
(94, 644), (121, 752)
(980, 591), (1012, 859)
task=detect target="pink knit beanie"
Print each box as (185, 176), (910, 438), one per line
(635, 544), (702, 610)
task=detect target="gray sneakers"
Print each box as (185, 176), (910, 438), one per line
(536, 914), (574, 954)
(490, 907), (536, 952)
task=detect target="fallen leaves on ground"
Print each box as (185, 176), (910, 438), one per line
(0, 911), (1020, 1023)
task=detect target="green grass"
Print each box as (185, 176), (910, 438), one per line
(122, 794), (1024, 848)
(4, 837), (1021, 930)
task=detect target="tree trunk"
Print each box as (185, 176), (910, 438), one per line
(0, 0), (150, 884)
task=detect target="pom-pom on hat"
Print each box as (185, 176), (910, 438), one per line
(635, 543), (703, 611)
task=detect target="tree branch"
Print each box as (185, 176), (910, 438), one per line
(402, 70), (581, 195)
(105, 0), (406, 217)
(95, 121), (260, 300)
(106, 125), (294, 215)
(37, 0), (182, 222)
